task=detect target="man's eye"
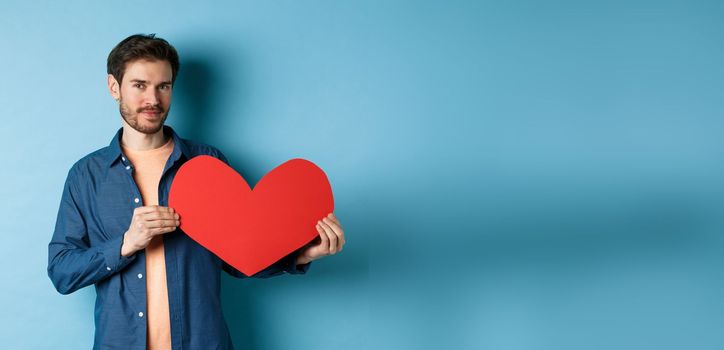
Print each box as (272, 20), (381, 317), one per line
(134, 84), (144, 88)
(160, 85), (170, 90)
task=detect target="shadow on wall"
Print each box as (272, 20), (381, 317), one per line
(172, 57), (222, 146)
(172, 51), (369, 349)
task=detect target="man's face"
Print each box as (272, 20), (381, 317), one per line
(108, 59), (173, 134)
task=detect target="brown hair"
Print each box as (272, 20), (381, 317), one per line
(107, 33), (180, 86)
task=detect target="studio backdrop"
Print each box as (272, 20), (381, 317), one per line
(1, 1), (723, 349)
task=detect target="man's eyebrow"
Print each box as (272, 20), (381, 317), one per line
(129, 79), (172, 85)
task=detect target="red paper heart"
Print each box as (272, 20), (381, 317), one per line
(169, 156), (334, 276)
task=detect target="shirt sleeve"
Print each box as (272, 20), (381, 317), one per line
(47, 165), (136, 295)
(222, 247), (312, 279)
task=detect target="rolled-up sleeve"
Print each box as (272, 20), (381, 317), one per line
(222, 247), (311, 279)
(47, 166), (136, 295)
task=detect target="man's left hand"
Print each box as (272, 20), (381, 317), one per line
(295, 213), (345, 265)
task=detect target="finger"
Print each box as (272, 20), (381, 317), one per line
(322, 217), (343, 236)
(135, 206), (174, 221)
(322, 217), (345, 249)
(328, 213), (341, 227)
(152, 206), (174, 216)
(318, 220), (338, 254)
(152, 225), (177, 235)
(316, 223), (330, 253)
(144, 219), (180, 228)
(134, 205), (159, 215)
(145, 210), (180, 221)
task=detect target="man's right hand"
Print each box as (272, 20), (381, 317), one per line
(121, 206), (180, 257)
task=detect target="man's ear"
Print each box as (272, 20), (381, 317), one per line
(107, 74), (120, 101)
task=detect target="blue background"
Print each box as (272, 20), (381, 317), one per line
(1, 1), (724, 349)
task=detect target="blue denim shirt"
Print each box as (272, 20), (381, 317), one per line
(47, 126), (310, 349)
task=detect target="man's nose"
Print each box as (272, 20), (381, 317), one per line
(144, 88), (160, 105)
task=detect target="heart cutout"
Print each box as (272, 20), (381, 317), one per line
(169, 156), (334, 276)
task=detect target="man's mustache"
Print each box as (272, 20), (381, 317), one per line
(137, 106), (164, 113)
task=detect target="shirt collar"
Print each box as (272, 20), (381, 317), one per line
(104, 125), (191, 168)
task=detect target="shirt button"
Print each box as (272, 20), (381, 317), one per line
(138, 273), (143, 279)
(122, 156), (126, 161)
(106, 266), (111, 271)
(134, 198), (140, 203)
(126, 165), (131, 170)
(138, 312), (144, 318)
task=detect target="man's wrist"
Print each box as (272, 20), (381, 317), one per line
(295, 254), (313, 266)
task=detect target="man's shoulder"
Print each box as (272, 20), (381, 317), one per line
(66, 146), (112, 179)
(180, 137), (227, 161)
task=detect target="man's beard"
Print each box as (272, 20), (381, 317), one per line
(119, 97), (169, 135)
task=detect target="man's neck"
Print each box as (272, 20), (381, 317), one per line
(121, 122), (168, 151)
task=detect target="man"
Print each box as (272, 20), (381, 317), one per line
(47, 34), (345, 350)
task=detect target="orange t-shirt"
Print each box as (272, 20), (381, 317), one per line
(122, 137), (174, 350)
